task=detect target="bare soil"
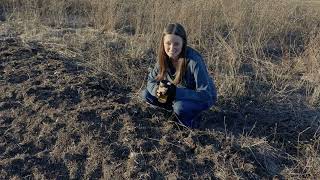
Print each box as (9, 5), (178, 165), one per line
(0, 26), (319, 179)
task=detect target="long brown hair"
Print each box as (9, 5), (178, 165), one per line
(156, 23), (187, 85)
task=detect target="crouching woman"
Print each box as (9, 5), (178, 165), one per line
(141, 23), (217, 128)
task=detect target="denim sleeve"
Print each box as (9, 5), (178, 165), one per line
(146, 64), (159, 97)
(175, 55), (216, 104)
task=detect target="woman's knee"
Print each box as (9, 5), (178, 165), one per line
(140, 89), (158, 105)
(173, 100), (209, 116)
(140, 89), (149, 101)
(173, 101), (191, 117)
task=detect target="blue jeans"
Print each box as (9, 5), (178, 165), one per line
(141, 89), (211, 127)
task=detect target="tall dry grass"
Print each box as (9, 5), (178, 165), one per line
(1, 0), (320, 178)
(3, 0), (319, 102)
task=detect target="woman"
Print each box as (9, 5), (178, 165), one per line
(141, 23), (217, 128)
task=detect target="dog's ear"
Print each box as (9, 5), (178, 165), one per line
(166, 83), (176, 103)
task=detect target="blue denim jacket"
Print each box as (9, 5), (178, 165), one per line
(147, 47), (217, 106)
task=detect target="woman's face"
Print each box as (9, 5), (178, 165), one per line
(163, 34), (183, 60)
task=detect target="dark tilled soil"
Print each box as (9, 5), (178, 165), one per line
(0, 31), (319, 179)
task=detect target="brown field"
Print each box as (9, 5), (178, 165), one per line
(0, 0), (320, 179)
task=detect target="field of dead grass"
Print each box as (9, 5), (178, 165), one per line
(1, 0), (320, 179)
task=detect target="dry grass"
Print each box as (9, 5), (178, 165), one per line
(1, 0), (320, 178)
